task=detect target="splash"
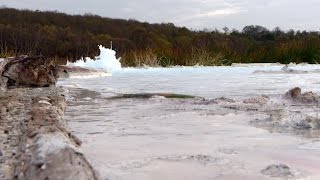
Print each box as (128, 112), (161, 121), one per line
(70, 45), (121, 72)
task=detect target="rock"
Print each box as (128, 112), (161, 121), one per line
(261, 164), (294, 178)
(0, 149), (2, 156)
(0, 56), (58, 87)
(243, 95), (269, 105)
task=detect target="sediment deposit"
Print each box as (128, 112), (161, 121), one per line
(0, 56), (98, 180)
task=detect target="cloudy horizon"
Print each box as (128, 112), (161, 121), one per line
(0, 0), (319, 31)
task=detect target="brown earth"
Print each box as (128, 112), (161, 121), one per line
(0, 56), (99, 180)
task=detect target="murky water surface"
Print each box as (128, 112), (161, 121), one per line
(60, 65), (320, 180)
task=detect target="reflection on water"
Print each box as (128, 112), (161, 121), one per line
(62, 65), (320, 180)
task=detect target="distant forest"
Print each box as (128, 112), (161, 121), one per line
(0, 8), (320, 66)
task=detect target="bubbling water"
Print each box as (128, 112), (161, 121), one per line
(71, 45), (122, 72)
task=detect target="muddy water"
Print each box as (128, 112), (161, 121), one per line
(61, 65), (320, 180)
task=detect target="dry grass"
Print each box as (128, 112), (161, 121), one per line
(0, 47), (16, 58)
(132, 49), (160, 67)
(185, 48), (230, 66)
(49, 57), (68, 66)
(122, 49), (162, 67)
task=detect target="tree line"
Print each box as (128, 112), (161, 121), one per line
(0, 8), (320, 66)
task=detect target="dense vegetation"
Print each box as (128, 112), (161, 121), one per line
(1, 8), (320, 66)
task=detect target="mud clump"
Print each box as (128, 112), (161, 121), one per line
(213, 97), (236, 103)
(249, 88), (320, 138)
(195, 97), (235, 105)
(261, 164), (294, 178)
(285, 87), (301, 99)
(293, 114), (320, 130)
(285, 87), (319, 104)
(243, 95), (269, 105)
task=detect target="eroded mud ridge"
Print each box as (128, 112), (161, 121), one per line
(180, 87), (320, 138)
(0, 88), (98, 180)
(247, 88), (320, 137)
(65, 86), (320, 180)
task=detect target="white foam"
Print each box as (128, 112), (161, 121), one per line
(69, 45), (122, 72)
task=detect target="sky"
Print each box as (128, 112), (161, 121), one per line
(1, 0), (319, 31)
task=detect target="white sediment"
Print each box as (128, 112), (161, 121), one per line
(63, 64), (320, 180)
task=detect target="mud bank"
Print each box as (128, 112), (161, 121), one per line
(58, 65), (111, 79)
(0, 56), (98, 180)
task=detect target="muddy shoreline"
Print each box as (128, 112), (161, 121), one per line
(0, 88), (99, 180)
(0, 56), (99, 180)
(1, 56), (320, 179)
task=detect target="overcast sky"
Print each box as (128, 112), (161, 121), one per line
(1, 0), (319, 31)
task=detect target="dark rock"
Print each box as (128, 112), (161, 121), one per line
(261, 164), (294, 178)
(1, 56), (58, 87)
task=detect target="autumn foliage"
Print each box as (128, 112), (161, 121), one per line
(0, 8), (320, 66)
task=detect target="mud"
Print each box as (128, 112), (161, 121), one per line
(261, 164), (295, 178)
(0, 88), (98, 180)
(65, 85), (320, 180)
